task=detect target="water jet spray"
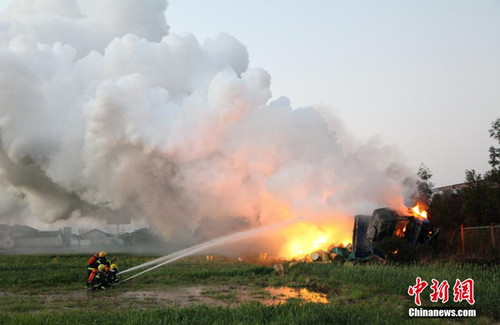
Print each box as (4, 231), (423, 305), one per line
(116, 217), (302, 285)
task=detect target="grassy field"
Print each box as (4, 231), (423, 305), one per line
(0, 254), (498, 324)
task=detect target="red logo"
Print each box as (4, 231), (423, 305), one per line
(408, 277), (428, 306)
(453, 278), (475, 305)
(430, 279), (450, 303)
(408, 277), (475, 306)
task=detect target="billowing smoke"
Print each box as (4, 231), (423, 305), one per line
(0, 0), (415, 248)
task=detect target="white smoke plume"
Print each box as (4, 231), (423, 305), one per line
(0, 0), (415, 249)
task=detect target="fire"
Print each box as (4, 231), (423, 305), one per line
(395, 225), (406, 237)
(411, 203), (428, 219)
(279, 222), (351, 259)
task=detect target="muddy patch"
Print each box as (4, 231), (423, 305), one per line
(108, 285), (329, 306)
(3, 285), (329, 310)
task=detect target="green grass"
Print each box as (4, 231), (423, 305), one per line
(0, 302), (494, 325)
(283, 262), (500, 319)
(0, 254), (498, 324)
(0, 254), (272, 291)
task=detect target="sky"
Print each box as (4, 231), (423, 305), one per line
(0, 0), (497, 239)
(0, 0), (498, 189)
(164, 0), (500, 187)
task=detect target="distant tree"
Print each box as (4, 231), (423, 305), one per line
(460, 118), (500, 226)
(120, 227), (164, 246)
(484, 118), (500, 221)
(416, 163), (434, 206)
(488, 118), (500, 170)
(429, 190), (465, 229)
(465, 169), (482, 183)
(428, 118), (500, 255)
(461, 170), (488, 226)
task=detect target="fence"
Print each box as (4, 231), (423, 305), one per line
(461, 223), (499, 257)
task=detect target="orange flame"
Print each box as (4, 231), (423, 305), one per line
(411, 203), (428, 219)
(279, 222), (351, 259)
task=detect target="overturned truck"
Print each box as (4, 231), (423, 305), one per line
(335, 208), (438, 262)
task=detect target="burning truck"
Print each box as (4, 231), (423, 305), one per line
(324, 205), (438, 263)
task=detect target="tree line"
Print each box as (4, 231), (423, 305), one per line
(419, 118), (500, 236)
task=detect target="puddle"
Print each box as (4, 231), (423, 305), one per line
(265, 287), (329, 304)
(11, 285), (329, 308)
(117, 285), (329, 306)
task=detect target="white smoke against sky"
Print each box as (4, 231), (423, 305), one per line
(0, 0), (415, 246)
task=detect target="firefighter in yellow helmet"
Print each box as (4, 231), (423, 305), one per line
(87, 251), (110, 286)
(105, 264), (119, 286)
(91, 264), (108, 290)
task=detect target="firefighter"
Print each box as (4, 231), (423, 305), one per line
(87, 251), (110, 286)
(105, 264), (119, 287)
(91, 264), (108, 290)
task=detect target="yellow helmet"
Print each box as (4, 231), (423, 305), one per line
(110, 264), (118, 270)
(98, 251), (107, 258)
(98, 264), (106, 271)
